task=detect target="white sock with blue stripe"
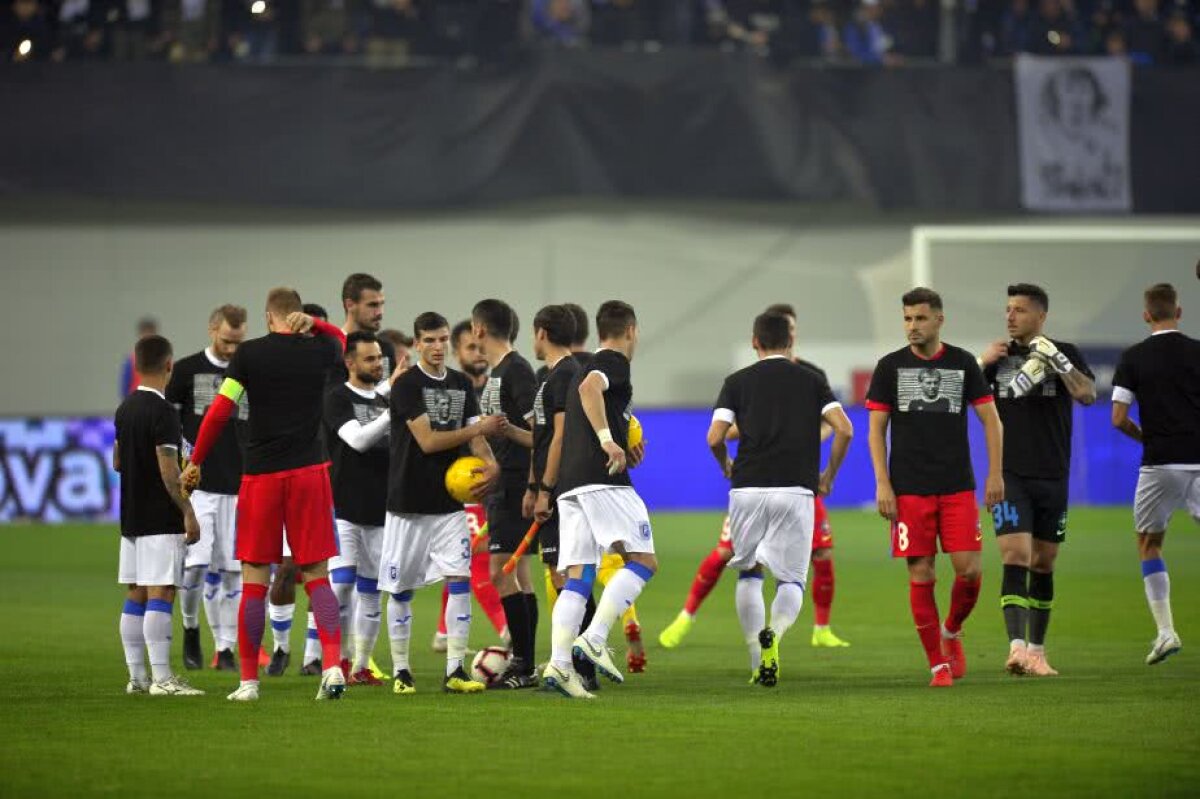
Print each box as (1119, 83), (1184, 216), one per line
(269, 602), (294, 654)
(551, 579), (589, 670)
(445, 581), (472, 676)
(585, 562), (654, 647)
(1142, 558), (1175, 637)
(388, 591), (413, 675)
(331, 567), (356, 661)
(303, 611), (322, 664)
(735, 572), (765, 671)
(202, 571), (222, 644)
(179, 566), (204, 629)
(354, 579), (382, 672)
(219, 571), (241, 652)
(144, 598), (175, 683)
(120, 599), (148, 683)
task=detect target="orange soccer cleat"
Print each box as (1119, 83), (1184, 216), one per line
(929, 663), (954, 687)
(1024, 650), (1059, 677)
(942, 635), (966, 679)
(348, 668), (385, 686)
(625, 621), (646, 673)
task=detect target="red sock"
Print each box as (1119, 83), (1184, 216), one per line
(437, 584), (449, 636)
(238, 582), (269, 682)
(945, 575), (982, 635)
(474, 578), (509, 636)
(684, 545), (728, 615)
(811, 558), (834, 626)
(304, 577), (342, 670)
(909, 580), (945, 668)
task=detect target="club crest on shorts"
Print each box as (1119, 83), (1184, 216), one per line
(637, 521), (651, 541)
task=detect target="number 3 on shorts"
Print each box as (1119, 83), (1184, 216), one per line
(896, 522), (910, 552)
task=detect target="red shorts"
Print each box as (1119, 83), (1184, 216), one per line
(717, 495), (835, 553)
(891, 491), (981, 558)
(236, 463), (338, 566)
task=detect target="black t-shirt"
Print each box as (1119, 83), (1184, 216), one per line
(327, 336), (396, 389)
(324, 383), (390, 526)
(531, 354), (582, 485)
(559, 349), (635, 496)
(479, 350), (536, 480)
(986, 339), (1093, 480)
(226, 332), (343, 475)
(115, 388), (184, 536)
(387, 365), (482, 515)
(866, 343), (993, 496)
(714, 356), (839, 491)
(1113, 331), (1200, 466)
(166, 349), (247, 495)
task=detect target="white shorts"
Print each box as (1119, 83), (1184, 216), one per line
(186, 491), (239, 571)
(725, 487), (814, 585)
(378, 511), (471, 594)
(330, 519), (385, 580)
(118, 534), (187, 587)
(1134, 466), (1200, 533)
(556, 486), (654, 572)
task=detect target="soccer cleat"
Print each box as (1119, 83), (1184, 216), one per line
(942, 634), (966, 679)
(572, 652), (600, 692)
(316, 666), (347, 700)
(149, 675), (205, 696)
(300, 659), (323, 676)
(349, 668), (385, 687)
(368, 657), (386, 680)
(214, 648), (237, 672)
(1005, 642), (1029, 676)
(431, 632), (448, 653)
(756, 627), (779, 687)
(658, 611), (694, 649)
(541, 663), (594, 700)
(489, 661), (539, 690)
(1024, 650), (1059, 677)
(811, 626), (851, 648)
(340, 658), (352, 681)
(929, 663), (954, 687)
(125, 679), (150, 695)
(443, 667), (486, 694)
(182, 627), (203, 670)
(227, 682), (260, 702)
(573, 635), (624, 684)
(1146, 633), (1182, 666)
(392, 669), (416, 695)
(266, 648), (290, 677)
(258, 648), (271, 668)
(625, 621), (646, 673)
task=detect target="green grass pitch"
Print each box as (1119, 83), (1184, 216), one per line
(0, 508), (1197, 798)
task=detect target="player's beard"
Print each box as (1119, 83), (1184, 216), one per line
(357, 369), (382, 385)
(460, 362), (487, 378)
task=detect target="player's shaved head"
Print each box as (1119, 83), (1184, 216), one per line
(563, 303), (589, 347)
(596, 300), (637, 342)
(266, 287), (303, 317)
(1144, 283), (1179, 322)
(135, 335), (173, 375)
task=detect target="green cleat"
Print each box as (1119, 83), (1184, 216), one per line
(811, 626), (851, 648)
(658, 611), (695, 649)
(757, 627), (779, 687)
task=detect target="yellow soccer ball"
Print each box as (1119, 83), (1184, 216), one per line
(627, 415), (643, 450)
(445, 456), (486, 504)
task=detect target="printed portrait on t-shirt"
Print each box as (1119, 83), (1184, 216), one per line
(899, 367), (961, 414)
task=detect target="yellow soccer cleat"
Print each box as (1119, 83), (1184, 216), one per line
(368, 657), (387, 681)
(393, 669), (416, 695)
(756, 627), (779, 687)
(658, 611), (695, 649)
(443, 667), (486, 694)
(811, 626), (851, 648)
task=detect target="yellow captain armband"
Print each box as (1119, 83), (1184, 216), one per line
(218, 378), (244, 403)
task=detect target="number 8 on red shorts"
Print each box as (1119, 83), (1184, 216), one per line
(891, 491), (982, 558)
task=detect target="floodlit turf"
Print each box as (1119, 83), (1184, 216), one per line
(0, 509), (1197, 798)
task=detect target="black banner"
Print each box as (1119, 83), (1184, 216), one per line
(1, 53), (1196, 212)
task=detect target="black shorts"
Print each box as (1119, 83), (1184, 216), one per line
(538, 511), (560, 567)
(991, 472), (1069, 542)
(486, 477), (532, 555)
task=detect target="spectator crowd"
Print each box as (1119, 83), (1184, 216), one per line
(2, 0), (1197, 66)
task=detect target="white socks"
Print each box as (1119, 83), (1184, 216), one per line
(735, 574), (766, 671)
(144, 598), (174, 683)
(269, 602), (294, 654)
(219, 571), (241, 652)
(770, 581), (804, 639)
(179, 566), (204, 629)
(332, 576), (355, 660)
(1144, 568), (1175, 637)
(585, 564), (652, 646)
(388, 591), (413, 674)
(551, 585), (588, 670)
(120, 600), (148, 683)
(303, 611), (322, 664)
(354, 590), (382, 672)
(445, 584), (472, 676)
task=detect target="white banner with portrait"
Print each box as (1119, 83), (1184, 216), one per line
(1015, 55), (1131, 212)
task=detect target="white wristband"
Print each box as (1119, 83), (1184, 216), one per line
(597, 428), (614, 445)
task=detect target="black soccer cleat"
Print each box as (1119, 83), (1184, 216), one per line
(266, 648), (290, 677)
(182, 627), (203, 671)
(488, 660), (539, 690)
(214, 648), (237, 672)
(300, 659), (323, 676)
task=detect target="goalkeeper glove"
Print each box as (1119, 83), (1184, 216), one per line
(1009, 354), (1048, 398)
(1029, 336), (1074, 375)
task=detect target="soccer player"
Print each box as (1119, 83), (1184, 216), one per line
(866, 287), (1004, 687)
(330, 273), (398, 387)
(660, 303), (850, 650)
(1111, 282), (1200, 665)
(323, 331), (392, 686)
(115, 334), (204, 696)
(543, 300), (654, 700)
(979, 284), (1096, 676)
(379, 311), (505, 694)
(707, 311), (853, 686)
(452, 319), (489, 395)
(472, 299), (540, 689)
(185, 287), (349, 702)
(378, 329), (414, 376)
(166, 304), (248, 672)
